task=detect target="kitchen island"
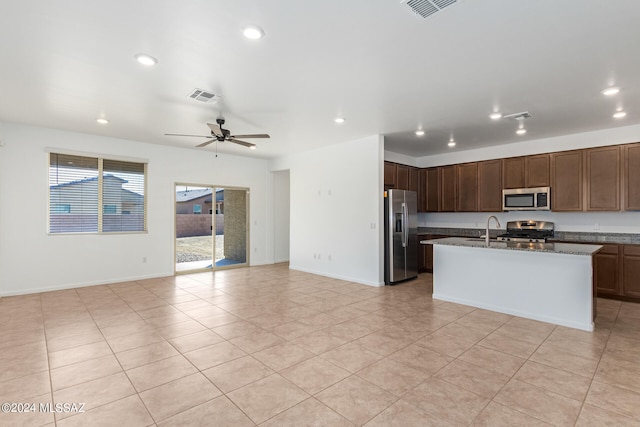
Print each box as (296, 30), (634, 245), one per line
(422, 237), (602, 331)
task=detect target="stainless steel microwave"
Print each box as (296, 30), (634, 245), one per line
(502, 187), (551, 211)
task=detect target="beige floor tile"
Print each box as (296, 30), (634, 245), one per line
(183, 341), (247, 370)
(212, 320), (264, 340)
(319, 341), (384, 373)
(435, 359), (510, 399)
(261, 397), (354, 427)
(100, 319), (153, 340)
(281, 356), (351, 395)
(323, 321), (375, 342)
(106, 330), (165, 353)
(56, 394), (153, 427)
(357, 358), (429, 397)
(46, 329), (105, 352)
(126, 354), (197, 392)
(158, 396), (253, 427)
(355, 331), (414, 356)
(494, 379), (582, 426)
(365, 399), (451, 427)
(471, 401), (551, 426)
(144, 312), (192, 328)
(478, 330), (540, 359)
(140, 373), (221, 422)
(437, 322), (492, 343)
(53, 372), (135, 419)
(292, 330), (348, 355)
(315, 375), (396, 425)
(253, 342), (315, 371)
(494, 322), (553, 345)
(167, 330), (224, 353)
(514, 361), (593, 401)
(415, 330), (476, 357)
(0, 370), (51, 402)
(271, 321), (318, 340)
(403, 377), (489, 426)
(593, 356), (640, 393)
(227, 373), (309, 424)
(154, 319), (207, 339)
(196, 312), (241, 328)
(576, 403), (640, 426)
(229, 330), (285, 353)
(530, 344), (600, 378)
(0, 392), (54, 427)
(585, 380), (640, 420)
(48, 341), (113, 369)
(388, 344), (453, 375)
(202, 355), (273, 393)
(50, 354), (122, 391)
(457, 344), (526, 377)
(115, 341), (180, 370)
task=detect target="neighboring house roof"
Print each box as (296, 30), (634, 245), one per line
(50, 174), (127, 189)
(176, 188), (224, 203)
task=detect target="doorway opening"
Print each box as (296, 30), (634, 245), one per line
(175, 184), (249, 273)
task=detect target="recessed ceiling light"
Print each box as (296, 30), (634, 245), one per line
(448, 139), (456, 147)
(602, 87), (621, 96)
(489, 112), (502, 120)
(134, 54), (158, 66)
(613, 111), (627, 119)
(249, 146), (256, 150)
(516, 128), (527, 135)
(96, 118), (109, 125)
(243, 25), (265, 40)
(415, 130), (425, 136)
(334, 117), (345, 124)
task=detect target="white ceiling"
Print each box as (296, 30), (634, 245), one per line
(1, 0), (639, 159)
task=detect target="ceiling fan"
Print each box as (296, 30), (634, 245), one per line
(165, 118), (270, 149)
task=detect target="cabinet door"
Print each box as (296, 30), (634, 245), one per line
(418, 169), (427, 212)
(502, 157), (525, 189)
(623, 245), (640, 298)
(396, 165), (409, 190)
(456, 163), (478, 212)
(586, 146), (621, 211)
(439, 165), (456, 212)
(418, 235), (428, 272)
(384, 162), (396, 188)
(595, 244), (621, 296)
(478, 159), (502, 212)
(425, 168), (440, 212)
(408, 167), (419, 192)
(525, 154), (550, 187)
(551, 150), (584, 211)
(624, 143), (640, 210)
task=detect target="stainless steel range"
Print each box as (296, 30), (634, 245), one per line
(496, 220), (554, 243)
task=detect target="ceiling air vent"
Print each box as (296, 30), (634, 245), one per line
(187, 88), (219, 104)
(405, 0), (459, 19)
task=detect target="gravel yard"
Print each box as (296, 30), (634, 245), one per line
(176, 235), (224, 262)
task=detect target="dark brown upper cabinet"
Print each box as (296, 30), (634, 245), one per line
(624, 143), (640, 210)
(456, 162), (478, 212)
(525, 154), (550, 187)
(425, 167), (440, 212)
(408, 167), (419, 193)
(586, 146), (621, 211)
(396, 164), (409, 190)
(551, 150), (584, 211)
(502, 157), (525, 189)
(439, 165), (457, 212)
(384, 162), (396, 188)
(478, 159), (502, 212)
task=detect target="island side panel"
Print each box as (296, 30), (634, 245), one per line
(432, 244), (594, 331)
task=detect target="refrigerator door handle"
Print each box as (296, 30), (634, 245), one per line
(401, 202), (406, 248)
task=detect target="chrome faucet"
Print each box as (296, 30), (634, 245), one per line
(486, 215), (501, 246)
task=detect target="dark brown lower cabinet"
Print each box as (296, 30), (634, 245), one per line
(587, 242), (640, 302)
(594, 244), (621, 296)
(418, 235), (447, 272)
(623, 245), (640, 298)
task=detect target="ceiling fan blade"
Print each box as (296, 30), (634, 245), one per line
(228, 138), (256, 148)
(207, 123), (224, 137)
(196, 139), (216, 148)
(165, 133), (211, 138)
(229, 134), (270, 139)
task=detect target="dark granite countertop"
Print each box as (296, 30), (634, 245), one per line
(417, 227), (640, 245)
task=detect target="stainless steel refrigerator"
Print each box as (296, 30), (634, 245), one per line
(384, 189), (418, 285)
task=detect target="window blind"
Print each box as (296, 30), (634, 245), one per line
(49, 153), (146, 233)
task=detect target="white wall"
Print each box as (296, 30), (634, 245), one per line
(0, 122), (273, 296)
(400, 124), (640, 234)
(270, 135), (384, 286)
(272, 169), (290, 263)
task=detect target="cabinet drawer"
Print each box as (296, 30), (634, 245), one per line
(598, 244), (619, 255)
(623, 245), (640, 256)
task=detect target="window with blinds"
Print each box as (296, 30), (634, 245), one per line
(49, 153), (147, 234)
